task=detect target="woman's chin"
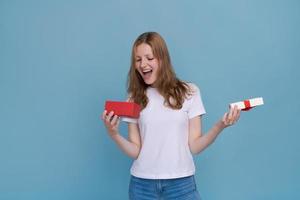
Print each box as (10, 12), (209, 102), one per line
(145, 81), (157, 87)
(143, 79), (154, 85)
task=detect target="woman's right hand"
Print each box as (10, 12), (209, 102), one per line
(101, 110), (120, 138)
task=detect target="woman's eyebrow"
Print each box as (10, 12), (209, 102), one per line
(135, 54), (153, 58)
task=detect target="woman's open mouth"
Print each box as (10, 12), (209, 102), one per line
(142, 69), (153, 79)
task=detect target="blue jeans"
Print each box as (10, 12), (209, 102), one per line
(129, 175), (201, 200)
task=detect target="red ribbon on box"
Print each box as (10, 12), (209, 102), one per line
(105, 101), (141, 118)
(242, 100), (252, 111)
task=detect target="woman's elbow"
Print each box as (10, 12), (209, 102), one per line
(130, 145), (141, 159)
(189, 143), (198, 155)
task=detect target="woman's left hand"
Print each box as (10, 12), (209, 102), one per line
(221, 105), (241, 128)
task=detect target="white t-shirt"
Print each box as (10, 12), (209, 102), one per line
(122, 83), (206, 179)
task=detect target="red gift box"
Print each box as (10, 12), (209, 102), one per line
(105, 101), (141, 118)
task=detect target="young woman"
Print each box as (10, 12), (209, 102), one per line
(102, 32), (241, 200)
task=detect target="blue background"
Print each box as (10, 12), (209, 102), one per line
(1, 0), (299, 199)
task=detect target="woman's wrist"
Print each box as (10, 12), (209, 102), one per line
(216, 120), (227, 130)
(110, 132), (120, 140)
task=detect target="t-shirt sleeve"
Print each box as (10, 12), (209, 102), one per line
(121, 96), (138, 124)
(187, 83), (206, 119)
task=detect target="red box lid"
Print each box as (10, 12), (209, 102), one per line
(105, 101), (141, 118)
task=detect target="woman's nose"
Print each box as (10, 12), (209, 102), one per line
(141, 59), (147, 67)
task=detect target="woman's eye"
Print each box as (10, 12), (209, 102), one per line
(148, 58), (154, 60)
(136, 59), (141, 62)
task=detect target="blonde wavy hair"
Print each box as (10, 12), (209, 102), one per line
(127, 32), (192, 109)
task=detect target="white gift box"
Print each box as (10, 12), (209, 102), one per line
(230, 97), (264, 111)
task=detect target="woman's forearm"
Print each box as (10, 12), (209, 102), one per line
(190, 120), (226, 154)
(110, 133), (140, 159)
